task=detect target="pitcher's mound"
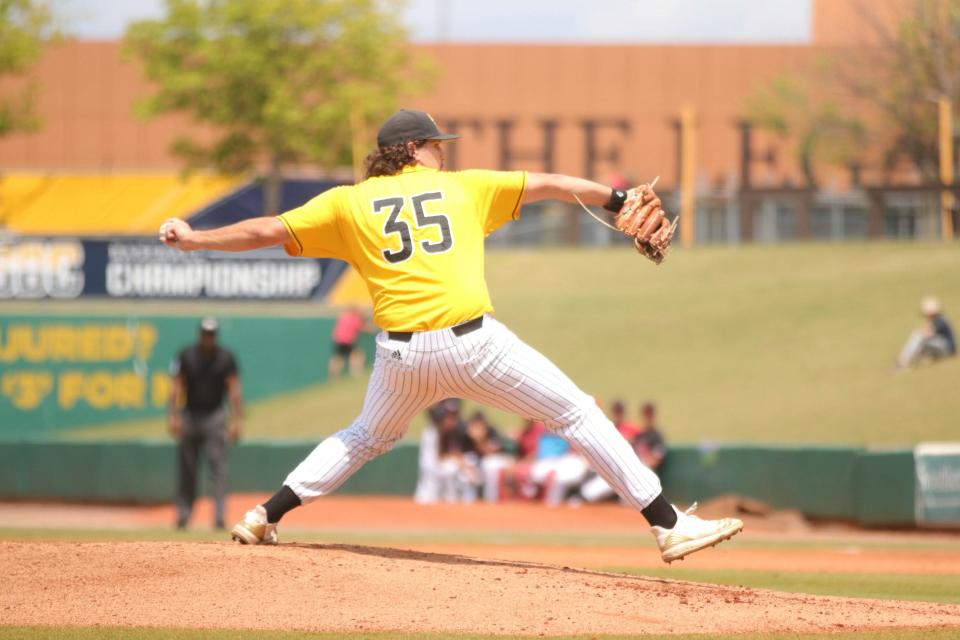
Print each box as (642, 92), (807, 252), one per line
(4, 541), (959, 636)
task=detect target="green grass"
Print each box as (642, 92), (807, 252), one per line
(0, 526), (650, 546)
(0, 523), (635, 544)
(611, 566), (960, 604)
(2, 628), (959, 640)
(4, 526), (960, 553)
(30, 243), (960, 444)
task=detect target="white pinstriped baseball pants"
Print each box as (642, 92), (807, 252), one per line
(284, 315), (662, 510)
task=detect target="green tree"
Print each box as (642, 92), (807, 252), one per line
(745, 0), (960, 185)
(125, 0), (430, 215)
(0, 0), (54, 139)
(832, 0), (960, 180)
(743, 74), (866, 188)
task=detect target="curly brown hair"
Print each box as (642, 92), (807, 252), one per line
(363, 140), (425, 179)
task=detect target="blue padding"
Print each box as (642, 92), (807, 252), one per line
(188, 178), (348, 229)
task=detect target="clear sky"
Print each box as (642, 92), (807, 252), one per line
(56, 0), (812, 44)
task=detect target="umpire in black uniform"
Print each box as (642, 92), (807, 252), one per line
(169, 317), (243, 529)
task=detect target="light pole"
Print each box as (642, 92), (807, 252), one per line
(938, 95), (955, 241)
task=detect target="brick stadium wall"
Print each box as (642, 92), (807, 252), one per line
(0, 1), (909, 188)
(0, 41), (839, 189)
(0, 42), (816, 185)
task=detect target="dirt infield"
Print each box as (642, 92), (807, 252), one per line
(5, 495), (960, 577)
(4, 540), (960, 636)
(3, 497), (960, 636)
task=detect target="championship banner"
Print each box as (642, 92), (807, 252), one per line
(0, 237), (347, 300)
(915, 442), (960, 525)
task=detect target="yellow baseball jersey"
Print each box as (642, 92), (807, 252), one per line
(278, 166), (526, 331)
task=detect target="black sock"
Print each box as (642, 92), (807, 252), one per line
(641, 494), (678, 528)
(262, 485), (301, 524)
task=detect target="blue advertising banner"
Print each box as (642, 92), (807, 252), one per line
(0, 237), (347, 300)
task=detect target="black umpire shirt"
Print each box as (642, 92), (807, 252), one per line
(174, 345), (238, 413)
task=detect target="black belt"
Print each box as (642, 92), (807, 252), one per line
(388, 316), (484, 343)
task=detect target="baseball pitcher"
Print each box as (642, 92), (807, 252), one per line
(159, 109), (742, 563)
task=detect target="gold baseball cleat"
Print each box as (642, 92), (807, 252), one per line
(651, 503), (743, 563)
(230, 505), (279, 545)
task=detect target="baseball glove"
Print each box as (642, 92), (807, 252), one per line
(614, 185), (677, 265)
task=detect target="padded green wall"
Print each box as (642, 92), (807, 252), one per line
(0, 440), (418, 503)
(854, 449), (916, 526)
(659, 445), (860, 519)
(0, 441), (916, 526)
(0, 314), (374, 437)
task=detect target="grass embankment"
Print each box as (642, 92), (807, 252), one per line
(57, 243), (960, 444)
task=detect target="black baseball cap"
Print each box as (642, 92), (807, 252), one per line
(376, 109), (460, 148)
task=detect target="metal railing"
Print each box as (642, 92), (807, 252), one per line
(487, 189), (957, 247)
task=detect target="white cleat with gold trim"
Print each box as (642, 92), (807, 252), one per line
(651, 503), (743, 563)
(230, 505), (279, 545)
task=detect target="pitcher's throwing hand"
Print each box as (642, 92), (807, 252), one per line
(159, 218), (194, 250)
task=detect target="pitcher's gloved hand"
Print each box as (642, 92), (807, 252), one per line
(614, 184), (678, 265)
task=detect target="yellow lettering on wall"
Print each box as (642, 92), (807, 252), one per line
(23, 326), (45, 362)
(103, 327), (133, 361)
(151, 371), (171, 408)
(0, 323), (160, 363)
(77, 326), (101, 361)
(0, 371), (53, 410)
(86, 372), (112, 409)
(48, 326), (76, 361)
(114, 372), (145, 408)
(136, 324), (158, 361)
(6, 326), (45, 363)
(0, 328), (11, 363)
(58, 371), (84, 409)
(56, 370), (148, 410)
(0, 325), (43, 363)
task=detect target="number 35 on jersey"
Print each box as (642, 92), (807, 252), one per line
(275, 167), (525, 330)
(372, 192), (453, 264)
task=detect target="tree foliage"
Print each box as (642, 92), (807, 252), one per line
(744, 74), (865, 188)
(745, 0), (960, 185)
(0, 0), (54, 138)
(837, 0), (960, 179)
(125, 0), (430, 213)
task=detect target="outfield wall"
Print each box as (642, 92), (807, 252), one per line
(0, 441), (945, 527)
(0, 440), (417, 503)
(0, 313), (374, 438)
